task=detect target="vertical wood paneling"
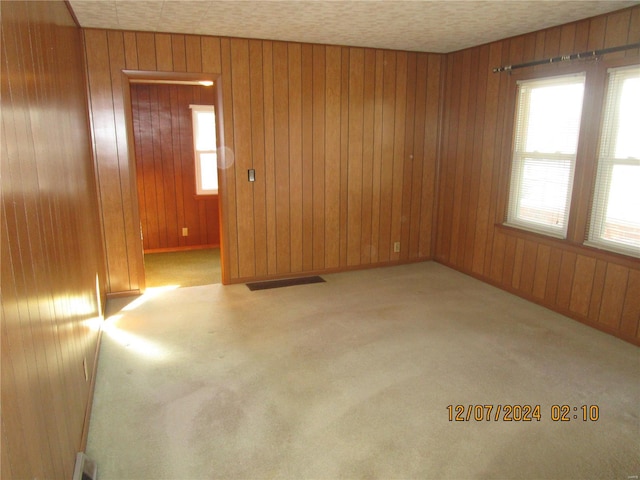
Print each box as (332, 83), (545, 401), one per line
(437, 6), (640, 344)
(471, 42), (502, 276)
(347, 48), (365, 265)
(85, 29), (130, 292)
(131, 84), (219, 251)
(301, 44), (314, 272)
(390, 51), (407, 261)
(155, 33), (173, 71)
(324, 46), (342, 269)
(230, 39), (256, 278)
(170, 87), (186, 246)
(370, 50), (385, 263)
(408, 54), (427, 259)
(532, 244), (551, 299)
(273, 42), (292, 273)
(599, 264), (629, 329)
(171, 34), (187, 72)
(312, 45), (326, 270)
(123, 31), (138, 69)
(136, 32), (156, 70)
(108, 29), (146, 292)
(400, 52), (417, 261)
(620, 270), (640, 338)
(449, 50), (471, 267)
(202, 36), (222, 73)
(339, 49), (350, 266)
(219, 38), (238, 280)
(288, 43), (304, 272)
(419, 54), (441, 257)
(249, 40), (268, 277)
(262, 41), (278, 275)
(360, 49), (377, 264)
(2, 2), (106, 478)
(378, 50), (397, 263)
(464, 45), (490, 271)
(86, 27), (443, 287)
(186, 36), (203, 72)
(436, 50), (460, 263)
(569, 255), (597, 316)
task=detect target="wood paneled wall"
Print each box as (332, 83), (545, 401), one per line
(131, 84), (219, 251)
(83, 30), (443, 289)
(1, 2), (107, 479)
(436, 6), (640, 345)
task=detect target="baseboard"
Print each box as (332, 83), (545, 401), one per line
(106, 289), (141, 300)
(144, 244), (219, 254)
(226, 257), (434, 285)
(80, 324), (102, 451)
(434, 259), (640, 347)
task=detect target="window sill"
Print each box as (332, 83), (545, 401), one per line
(495, 223), (640, 268)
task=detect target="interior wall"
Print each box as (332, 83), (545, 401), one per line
(1, 2), (107, 479)
(436, 6), (640, 344)
(83, 29), (444, 289)
(131, 83), (220, 251)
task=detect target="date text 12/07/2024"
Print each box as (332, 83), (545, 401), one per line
(446, 405), (600, 422)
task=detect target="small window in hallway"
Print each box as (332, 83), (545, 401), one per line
(190, 104), (218, 195)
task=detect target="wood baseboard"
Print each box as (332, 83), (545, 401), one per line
(144, 244), (219, 254)
(106, 289), (141, 300)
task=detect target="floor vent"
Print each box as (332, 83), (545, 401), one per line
(246, 276), (325, 291)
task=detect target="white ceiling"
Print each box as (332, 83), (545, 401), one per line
(68, 0), (639, 54)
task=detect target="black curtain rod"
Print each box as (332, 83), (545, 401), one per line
(493, 42), (640, 73)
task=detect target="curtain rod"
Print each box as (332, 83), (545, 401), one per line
(493, 42), (640, 73)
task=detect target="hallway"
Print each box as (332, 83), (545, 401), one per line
(143, 248), (222, 288)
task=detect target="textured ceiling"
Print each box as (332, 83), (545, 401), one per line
(68, 0), (639, 53)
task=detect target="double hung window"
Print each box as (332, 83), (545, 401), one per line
(190, 104), (218, 195)
(506, 73), (585, 238)
(587, 65), (640, 257)
(505, 62), (639, 259)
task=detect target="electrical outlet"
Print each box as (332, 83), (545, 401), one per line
(182, 227), (188, 236)
(393, 241), (400, 253)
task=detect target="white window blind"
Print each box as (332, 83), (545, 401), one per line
(587, 65), (640, 258)
(190, 105), (218, 195)
(506, 73), (586, 238)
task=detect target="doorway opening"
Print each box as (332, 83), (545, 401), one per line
(123, 71), (226, 289)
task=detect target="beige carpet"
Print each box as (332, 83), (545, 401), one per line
(87, 262), (640, 479)
(144, 248), (221, 287)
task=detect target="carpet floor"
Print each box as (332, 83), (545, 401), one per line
(87, 262), (639, 479)
(144, 248), (221, 287)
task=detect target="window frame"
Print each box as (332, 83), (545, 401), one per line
(505, 72), (587, 239)
(190, 104), (218, 196)
(499, 57), (639, 261)
(586, 64), (640, 258)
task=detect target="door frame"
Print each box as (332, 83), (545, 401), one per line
(121, 70), (229, 287)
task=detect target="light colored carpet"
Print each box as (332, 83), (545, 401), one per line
(144, 248), (221, 287)
(87, 262), (640, 479)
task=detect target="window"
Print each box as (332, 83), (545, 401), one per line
(587, 65), (640, 257)
(504, 61), (640, 259)
(506, 73), (586, 238)
(190, 104), (218, 195)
